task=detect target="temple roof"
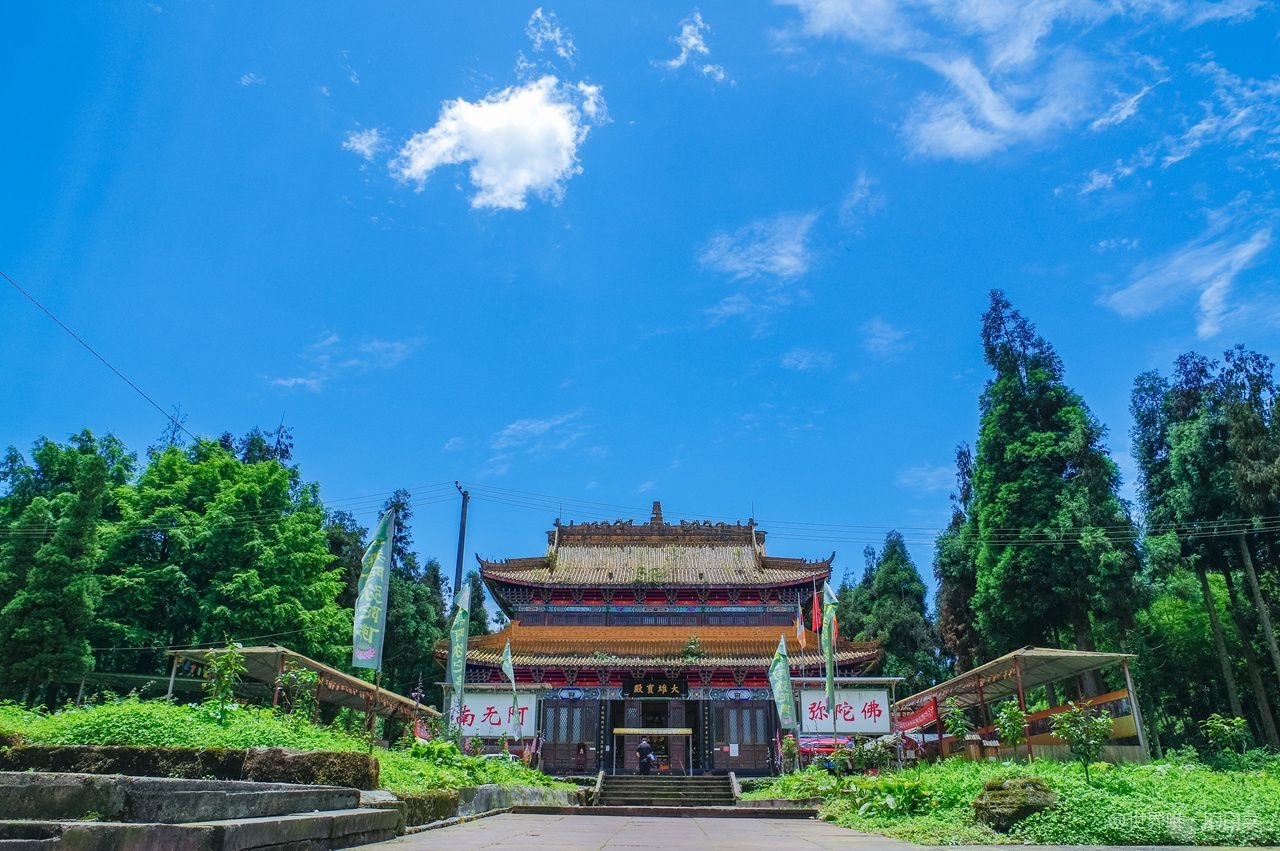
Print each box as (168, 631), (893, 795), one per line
(442, 624), (882, 672)
(479, 501), (833, 589)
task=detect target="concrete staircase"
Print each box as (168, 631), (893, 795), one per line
(597, 774), (736, 808)
(0, 772), (401, 850)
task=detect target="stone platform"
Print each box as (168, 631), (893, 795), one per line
(0, 771), (399, 850)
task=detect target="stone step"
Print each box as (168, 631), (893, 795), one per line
(126, 786), (360, 823)
(0, 771), (360, 824)
(3, 808), (400, 851)
(514, 805), (819, 819)
(0, 822), (60, 851)
(600, 799), (736, 808)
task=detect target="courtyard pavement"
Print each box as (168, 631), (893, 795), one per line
(362, 813), (1251, 851)
(363, 813), (914, 850)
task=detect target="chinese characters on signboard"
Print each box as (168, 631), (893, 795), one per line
(455, 692), (537, 738)
(797, 688), (891, 734)
(622, 675), (685, 698)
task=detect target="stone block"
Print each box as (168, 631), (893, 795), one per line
(241, 748), (378, 789)
(972, 776), (1057, 832)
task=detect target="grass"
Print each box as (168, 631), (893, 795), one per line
(747, 754), (1280, 845)
(0, 696), (567, 796)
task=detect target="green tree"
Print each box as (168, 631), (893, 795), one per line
(934, 444), (983, 672)
(1131, 365), (1246, 729)
(466, 570), (491, 636)
(377, 490), (447, 707)
(836, 548), (875, 646)
(96, 440), (348, 669)
(858, 532), (941, 693)
(970, 291), (1141, 693)
(326, 510), (368, 611)
(1050, 701), (1113, 783)
(0, 452), (107, 705)
(1135, 350), (1280, 746)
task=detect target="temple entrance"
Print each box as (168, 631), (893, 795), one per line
(608, 698), (695, 774)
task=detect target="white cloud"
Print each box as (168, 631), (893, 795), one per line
(268, 333), (423, 391)
(271, 376), (322, 392)
(526, 8), (577, 62)
(360, 338), (416, 368)
(704, 293), (757, 324)
(1100, 224), (1273, 339)
(862, 317), (911, 359)
(658, 10), (729, 82)
(896, 463), (954, 494)
(239, 72), (265, 87)
(839, 170), (885, 227)
(342, 128), (385, 162)
(1090, 81), (1163, 132)
(780, 348), (835, 371)
(391, 76), (605, 210)
(778, 0), (1259, 160)
(699, 213), (818, 280)
(636, 481), (656, 494)
(491, 410), (585, 451)
(1096, 237), (1140, 252)
(443, 437), (464, 451)
(1162, 61), (1280, 167)
(904, 51), (1093, 160)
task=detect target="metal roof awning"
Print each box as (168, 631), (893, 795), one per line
(895, 646), (1134, 712)
(168, 644), (439, 719)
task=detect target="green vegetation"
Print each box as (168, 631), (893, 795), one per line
(748, 756), (1280, 845)
(1050, 702), (1114, 782)
(0, 696), (562, 795)
(0, 431), (453, 714)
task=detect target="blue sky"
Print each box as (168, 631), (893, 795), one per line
(4, 1), (1279, 599)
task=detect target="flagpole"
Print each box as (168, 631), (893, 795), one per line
(369, 669), (380, 755)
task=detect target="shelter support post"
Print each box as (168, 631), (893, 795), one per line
(1013, 656), (1032, 761)
(932, 697), (942, 759)
(166, 654), (179, 700)
(975, 678), (988, 730)
(271, 651), (285, 709)
(1121, 657), (1149, 759)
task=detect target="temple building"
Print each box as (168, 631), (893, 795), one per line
(450, 502), (881, 776)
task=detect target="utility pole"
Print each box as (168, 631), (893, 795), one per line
(453, 482), (470, 615)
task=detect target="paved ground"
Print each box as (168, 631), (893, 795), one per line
(363, 813), (1252, 851)
(364, 813), (905, 850)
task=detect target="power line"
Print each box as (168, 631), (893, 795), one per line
(2, 267), (197, 442)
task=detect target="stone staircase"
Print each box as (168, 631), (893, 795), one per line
(0, 772), (400, 850)
(597, 774), (736, 808)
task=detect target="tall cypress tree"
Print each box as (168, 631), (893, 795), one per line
(970, 291), (1141, 693)
(0, 453), (107, 705)
(934, 443), (982, 672)
(861, 531), (941, 693)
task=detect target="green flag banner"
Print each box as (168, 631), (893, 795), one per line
(501, 640), (520, 738)
(768, 634), (797, 730)
(821, 581), (838, 715)
(446, 583), (472, 724)
(352, 510), (395, 670)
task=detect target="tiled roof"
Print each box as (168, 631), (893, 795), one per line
(440, 624), (881, 671)
(480, 545), (832, 588)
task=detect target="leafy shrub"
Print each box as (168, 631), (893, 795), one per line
(1049, 701), (1113, 782)
(0, 695), (564, 796)
(748, 754), (1280, 846)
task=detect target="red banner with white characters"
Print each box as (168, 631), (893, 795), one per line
(895, 702), (939, 732)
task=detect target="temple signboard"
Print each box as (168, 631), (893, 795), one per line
(622, 675), (686, 698)
(456, 692), (538, 738)
(798, 688), (891, 734)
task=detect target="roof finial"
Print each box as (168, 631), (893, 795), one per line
(650, 500), (663, 525)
